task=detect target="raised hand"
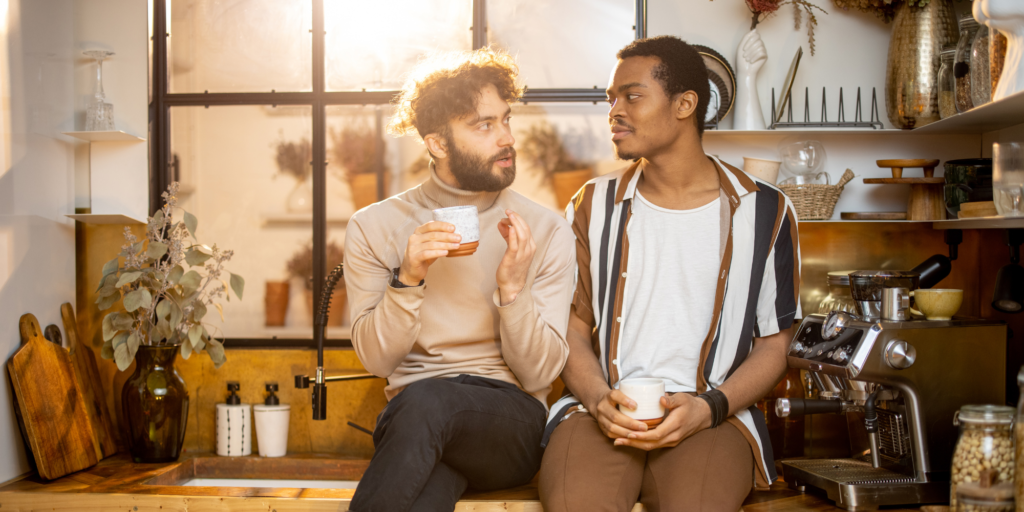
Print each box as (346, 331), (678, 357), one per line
(495, 210), (536, 305)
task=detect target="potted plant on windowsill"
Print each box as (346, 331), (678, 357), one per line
(96, 182), (244, 463)
(519, 121), (594, 210)
(286, 240), (346, 326)
(276, 137), (313, 213)
(330, 125), (387, 211)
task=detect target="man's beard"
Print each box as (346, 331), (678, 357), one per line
(447, 135), (516, 192)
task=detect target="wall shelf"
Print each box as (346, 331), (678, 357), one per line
(65, 213), (145, 224)
(62, 130), (145, 142)
(705, 129), (907, 136)
(911, 89), (1024, 134)
(802, 218), (1024, 230)
(261, 212), (350, 226)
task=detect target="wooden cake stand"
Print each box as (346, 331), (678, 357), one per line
(862, 159), (944, 221)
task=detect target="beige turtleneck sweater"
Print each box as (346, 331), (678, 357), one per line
(343, 169), (576, 407)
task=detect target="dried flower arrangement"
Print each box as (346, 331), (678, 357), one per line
(286, 240), (345, 291)
(329, 124), (383, 183)
(518, 121), (589, 181)
(96, 182), (243, 370)
(275, 137), (312, 182)
(715, 0), (828, 55)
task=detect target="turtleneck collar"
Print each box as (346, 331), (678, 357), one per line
(420, 161), (502, 212)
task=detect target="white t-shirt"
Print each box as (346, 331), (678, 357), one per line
(617, 190), (721, 393)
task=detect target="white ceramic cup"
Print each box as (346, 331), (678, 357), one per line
(743, 157), (782, 185)
(431, 205), (480, 243)
(618, 378), (666, 421)
(253, 404), (291, 457)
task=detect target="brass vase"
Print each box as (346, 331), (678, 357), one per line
(122, 345), (189, 463)
(885, 0), (957, 129)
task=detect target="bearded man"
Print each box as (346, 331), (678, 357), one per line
(343, 47), (576, 512)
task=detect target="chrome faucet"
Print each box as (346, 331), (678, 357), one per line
(294, 263), (379, 420)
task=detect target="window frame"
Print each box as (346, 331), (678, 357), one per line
(150, 0), (647, 348)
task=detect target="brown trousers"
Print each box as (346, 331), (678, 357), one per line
(539, 413), (754, 512)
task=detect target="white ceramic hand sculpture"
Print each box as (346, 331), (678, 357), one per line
(976, 0), (1024, 101)
(734, 29), (768, 130)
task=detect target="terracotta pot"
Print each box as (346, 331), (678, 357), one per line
(350, 173), (389, 212)
(265, 281), (290, 327)
(305, 287), (346, 327)
(552, 168), (594, 210)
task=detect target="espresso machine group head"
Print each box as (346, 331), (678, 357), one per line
(778, 311), (1006, 510)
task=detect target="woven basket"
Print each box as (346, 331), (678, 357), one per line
(778, 169), (855, 220)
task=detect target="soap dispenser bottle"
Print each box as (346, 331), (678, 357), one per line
(253, 382), (290, 457)
(215, 382), (251, 456)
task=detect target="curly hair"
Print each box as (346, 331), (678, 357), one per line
(617, 36), (711, 135)
(388, 47), (524, 140)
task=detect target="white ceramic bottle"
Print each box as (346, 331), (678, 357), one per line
(215, 382), (251, 456)
(254, 383), (291, 457)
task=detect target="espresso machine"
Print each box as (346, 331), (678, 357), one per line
(777, 310), (1006, 510)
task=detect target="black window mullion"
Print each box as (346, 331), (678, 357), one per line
(311, 0), (327, 347)
(150, 0), (170, 215)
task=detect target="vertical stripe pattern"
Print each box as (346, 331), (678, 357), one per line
(548, 156), (803, 491)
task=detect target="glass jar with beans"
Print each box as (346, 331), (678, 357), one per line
(950, 405), (1015, 510)
(956, 482), (1014, 512)
(954, 14), (980, 113)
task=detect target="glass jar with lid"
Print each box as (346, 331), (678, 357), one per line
(818, 270), (858, 315)
(939, 46), (958, 119)
(971, 25), (992, 107)
(956, 482), (1014, 512)
(950, 404), (1015, 509)
(1014, 368), (1024, 507)
(954, 13), (980, 113)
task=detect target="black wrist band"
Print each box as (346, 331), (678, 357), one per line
(390, 267), (423, 289)
(697, 389), (729, 429)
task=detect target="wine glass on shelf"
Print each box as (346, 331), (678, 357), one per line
(994, 142), (1024, 217)
(84, 50), (115, 131)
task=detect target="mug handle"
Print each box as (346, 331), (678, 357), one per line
(907, 290), (924, 318)
(815, 171), (831, 185)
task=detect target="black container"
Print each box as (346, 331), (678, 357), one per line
(944, 158), (993, 217)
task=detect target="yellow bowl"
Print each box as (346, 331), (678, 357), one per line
(911, 289), (963, 320)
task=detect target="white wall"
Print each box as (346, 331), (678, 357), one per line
(0, 0), (78, 484)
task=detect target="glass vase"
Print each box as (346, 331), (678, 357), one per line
(121, 344), (189, 463)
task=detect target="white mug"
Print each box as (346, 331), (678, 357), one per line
(618, 378), (666, 422)
(431, 205), (480, 243)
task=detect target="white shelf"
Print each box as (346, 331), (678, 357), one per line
(932, 217), (1024, 230)
(62, 130), (146, 142)
(65, 213), (145, 224)
(261, 212), (351, 226)
(912, 89), (1024, 134)
(705, 129), (906, 136)
(800, 218), (1024, 230)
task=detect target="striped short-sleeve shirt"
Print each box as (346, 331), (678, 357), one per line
(548, 155), (802, 490)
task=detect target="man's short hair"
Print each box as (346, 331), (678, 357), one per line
(616, 36), (711, 135)
(388, 47), (524, 140)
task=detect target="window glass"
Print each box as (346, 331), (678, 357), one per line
(172, 105), (330, 339)
(488, 0), (634, 89)
(168, 0), (312, 93)
(324, 0), (472, 91)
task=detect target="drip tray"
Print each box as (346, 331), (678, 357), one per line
(782, 459), (948, 511)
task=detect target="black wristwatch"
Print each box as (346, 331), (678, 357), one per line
(390, 267), (424, 289)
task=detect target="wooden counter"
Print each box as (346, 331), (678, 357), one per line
(0, 453), (921, 511)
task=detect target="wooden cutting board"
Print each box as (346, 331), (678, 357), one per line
(61, 303), (119, 459)
(8, 313), (98, 480)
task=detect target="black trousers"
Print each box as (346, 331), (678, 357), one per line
(349, 375), (547, 512)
